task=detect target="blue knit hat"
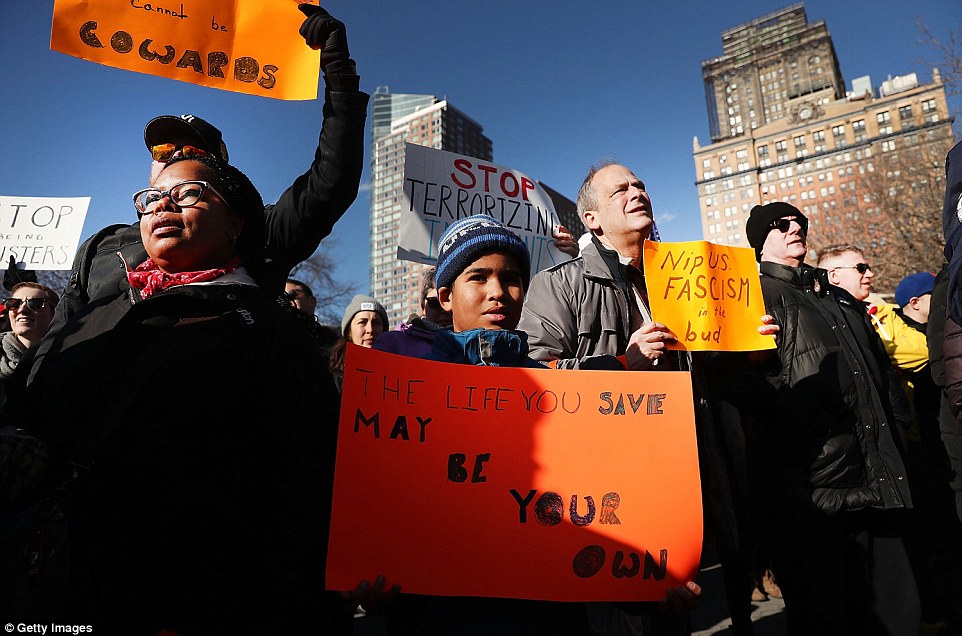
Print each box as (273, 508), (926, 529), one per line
(434, 216), (531, 291)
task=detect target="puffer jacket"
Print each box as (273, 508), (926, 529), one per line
(739, 262), (911, 513)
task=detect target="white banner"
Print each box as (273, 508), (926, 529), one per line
(398, 144), (567, 278)
(0, 196), (90, 270)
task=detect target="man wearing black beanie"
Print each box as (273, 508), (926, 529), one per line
(735, 202), (919, 634)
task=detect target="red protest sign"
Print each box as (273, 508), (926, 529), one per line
(326, 345), (703, 602)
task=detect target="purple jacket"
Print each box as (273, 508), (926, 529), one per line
(372, 317), (439, 358)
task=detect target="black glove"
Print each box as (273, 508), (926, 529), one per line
(298, 4), (349, 64)
(3, 256), (37, 292)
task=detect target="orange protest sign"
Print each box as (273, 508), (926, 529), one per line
(643, 240), (775, 352)
(50, 0), (319, 100)
(326, 345), (703, 602)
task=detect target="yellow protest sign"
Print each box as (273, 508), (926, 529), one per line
(50, 0), (320, 100)
(643, 240), (775, 352)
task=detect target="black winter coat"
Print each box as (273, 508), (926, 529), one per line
(28, 282), (343, 635)
(738, 262), (911, 514)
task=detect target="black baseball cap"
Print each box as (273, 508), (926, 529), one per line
(144, 114), (229, 161)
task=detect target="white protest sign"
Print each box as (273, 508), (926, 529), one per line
(0, 196), (90, 270)
(398, 144), (567, 278)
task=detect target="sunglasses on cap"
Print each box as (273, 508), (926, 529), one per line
(149, 143), (211, 163)
(769, 217), (805, 233)
(4, 298), (48, 311)
(833, 263), (872, 274)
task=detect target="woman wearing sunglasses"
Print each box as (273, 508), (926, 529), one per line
(24, 154), (364, 634)
(0, 282), (57, 403)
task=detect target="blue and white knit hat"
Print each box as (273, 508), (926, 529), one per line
(434, 216), (531, 291)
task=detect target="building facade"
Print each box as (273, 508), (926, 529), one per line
(695, 73), (953, 247)
(701, 3), (844, 143)
(370, 91), (493, 325)
(694, 5), (955, 285)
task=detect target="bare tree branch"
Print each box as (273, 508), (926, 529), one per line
(288, 236), (357, 325)
(37, 270), (71, 294)
(917, 12), (962, 134)
(810, 130), (953, 292)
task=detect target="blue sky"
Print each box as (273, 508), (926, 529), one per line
(1, 0), (959, 295)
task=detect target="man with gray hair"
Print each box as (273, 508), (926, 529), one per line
(519, 161), (676, 371)
(519, 161), (763, 633)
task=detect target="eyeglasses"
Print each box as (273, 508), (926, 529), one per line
(132, 180), (228, 218)
(4, 298), (48, 311)
(833, 263), (872, 274)
(149, 143), (211, 163)
(424, 296), (442, 311)
(769, 217), (804, 233)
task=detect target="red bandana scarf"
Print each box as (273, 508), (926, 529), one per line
(127, 257), (242, 299)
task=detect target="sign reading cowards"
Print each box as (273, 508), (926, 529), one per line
(51, 0), (321, 100)
(0, 196), (90, 270)
(397, 143), (569, 282)
(326, 345), (703, 602)
(643, 240), (776, 352)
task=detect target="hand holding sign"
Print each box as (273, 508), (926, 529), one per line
(298, 3), (349, 62)
(625, 322), (677, 370)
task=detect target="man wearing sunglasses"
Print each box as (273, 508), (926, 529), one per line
(374, 266), (453, 359)
(25, 3), (367, 387)
(817, 244), (931, 378)
(740, 201), (919, 634)
(816, 243), (875, 303)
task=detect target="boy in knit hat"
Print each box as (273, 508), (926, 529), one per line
(387, 216), (585, 632)
(429, 215), (544, 368)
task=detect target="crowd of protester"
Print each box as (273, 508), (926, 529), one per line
(1, 3), (961, 635)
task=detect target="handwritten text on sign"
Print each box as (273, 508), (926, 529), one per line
(51, 0), (320, 100)
(326, 345), (703, 602)
(397, 144), (567, 279)
(644, 240), (775, 352)
(0, 196), (90, 270)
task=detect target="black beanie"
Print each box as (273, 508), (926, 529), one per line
(745, 202), (808, 262)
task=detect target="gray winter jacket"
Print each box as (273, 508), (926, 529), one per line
(519, 239), (635, 369)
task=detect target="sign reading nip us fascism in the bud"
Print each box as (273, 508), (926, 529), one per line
(397, 144), (568, 281)
(0, 196), (89, 270)
(643, 240), (775, 352)
(50, 0), (320, 100)
(326, 345), (703, 602)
